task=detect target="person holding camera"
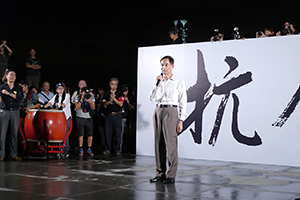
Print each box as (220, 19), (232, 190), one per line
(276, 20), (298, 36)
(210, 33), (224, 42)
(44, 83), (72, 158)
(256, 26), (275, 38)
(75, 86), (95, 156)
(71, 80), (87, 104)
(102, 77), (124, 155)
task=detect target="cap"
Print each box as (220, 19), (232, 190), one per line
(56, 83), (63, 89)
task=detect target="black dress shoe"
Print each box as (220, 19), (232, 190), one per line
(163, 178), (175, 184)
(149, 175), (166, 183)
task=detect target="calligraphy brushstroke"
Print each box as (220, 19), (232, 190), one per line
(181, 49), (262, 147)
(272, 85), (300, 127)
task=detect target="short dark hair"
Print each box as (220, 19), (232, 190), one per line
(42, 81), (50, 87)
(19, 80), (28, 86)
(160, 56), (174, 65)
(169, 27), (179, 35)
(286, 18), (297, 28)
(29, 86), (38, 91)
(264, 26), (274, 32)
(29, 48), (36, 52)
(6, 69), (16, 75)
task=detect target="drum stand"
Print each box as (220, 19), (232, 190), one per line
(19, 119), (73, 159)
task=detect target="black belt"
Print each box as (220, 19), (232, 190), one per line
(157, 105), (177, 108)
(108, 111), (121, 116)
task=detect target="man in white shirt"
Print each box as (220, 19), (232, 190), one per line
(149, 55), (187, 184)
(71, 80), (87, 104)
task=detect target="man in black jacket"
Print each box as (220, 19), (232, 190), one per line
(0, 69), (23, 161)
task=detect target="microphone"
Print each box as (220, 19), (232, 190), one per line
(156, 71), (164, 86)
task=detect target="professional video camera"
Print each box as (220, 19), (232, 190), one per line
(231, 27), (241, 39)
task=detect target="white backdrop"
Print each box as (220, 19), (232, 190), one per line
(137, 35), (300, 167)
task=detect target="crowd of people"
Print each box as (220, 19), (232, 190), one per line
(0, 61), (136, 160)
(1, 18), (296, 162)
(168, 19), (299, 43)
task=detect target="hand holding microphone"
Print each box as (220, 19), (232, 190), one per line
(156, 71), (164, 86)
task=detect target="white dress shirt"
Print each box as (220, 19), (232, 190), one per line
(149, 75), (187, 121)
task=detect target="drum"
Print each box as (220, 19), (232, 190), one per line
(33, 109), (67, 142)
(24, 109), (38, 142)
(24, 109), (67, 142)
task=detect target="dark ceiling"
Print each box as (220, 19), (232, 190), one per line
(1, 1), (299, 91)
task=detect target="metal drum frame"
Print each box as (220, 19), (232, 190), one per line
(19, 109), (73, 159)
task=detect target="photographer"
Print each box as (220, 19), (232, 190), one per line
(71, 80), (86, 104)
(75, 86), (95, 156)
(276, 20), (298, 36)
(210, 32), (224, 42)
(256, 26), (275, 38)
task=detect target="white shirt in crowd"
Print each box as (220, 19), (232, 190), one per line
(49, 93), (72, 119)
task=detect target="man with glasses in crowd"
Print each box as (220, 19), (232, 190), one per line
(0, 69), (23, 161)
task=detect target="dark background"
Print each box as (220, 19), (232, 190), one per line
(1, 0), (299, 91)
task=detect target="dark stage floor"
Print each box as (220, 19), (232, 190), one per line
(0, 153), (300, 200)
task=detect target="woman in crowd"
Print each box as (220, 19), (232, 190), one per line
(45, 83), (72, 158)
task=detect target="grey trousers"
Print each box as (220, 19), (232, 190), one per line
(0, 109), (20, 158)
(153, 107), (178, 178)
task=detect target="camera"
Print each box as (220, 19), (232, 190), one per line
(84, 93), (91, 99)
(257, 31), (263, 37)
(213, 29), (221, 41)
(82, 87), (92, 99)
(281, 25), (292, 35)
(232, 27), (241, 39)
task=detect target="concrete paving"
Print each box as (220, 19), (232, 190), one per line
(0, 153), (299, 200)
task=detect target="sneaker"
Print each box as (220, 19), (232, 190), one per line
(115, 151), (121, 156)
(79, 148), (83, 156)
(103, 150), (110, 155)
(63, 152), (69, 158)
(57, 153), (63, 158)
(87, 148), (94, 156)
(12, 156), (22, 161)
